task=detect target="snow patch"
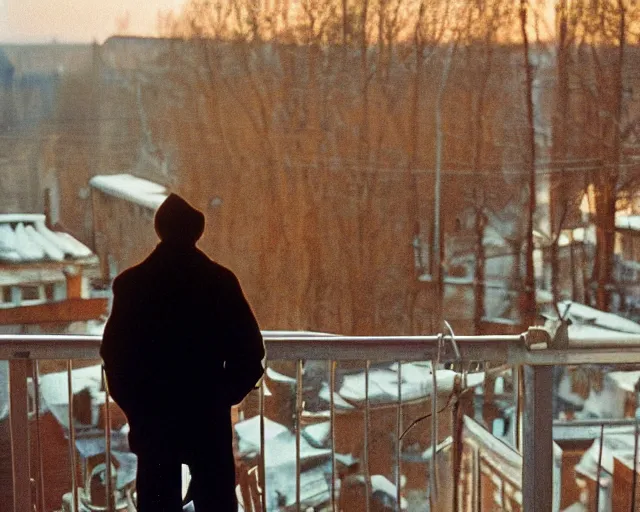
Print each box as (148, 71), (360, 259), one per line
(90, 174), (168, 210)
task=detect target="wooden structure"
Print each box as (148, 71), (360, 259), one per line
(458, 416), (524, 511)
(89, 174), (167, 280)
(612, 455), (640, 511)
(0, 213), (103, 334)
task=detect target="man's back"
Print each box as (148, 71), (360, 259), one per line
(100, 194), (264, 455)
(100, 193), (263, 511)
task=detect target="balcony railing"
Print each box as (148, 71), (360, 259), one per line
(2, 330), (640, 511)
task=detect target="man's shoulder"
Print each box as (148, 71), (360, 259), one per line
(195, 250), (238, 282)
(111, 265), (146, 293)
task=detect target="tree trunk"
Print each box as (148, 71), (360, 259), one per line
(520, 0), (538, 328)
(433, 43), (454, 330)
(474, 209), (487, 333)
(595, 1), (625, 312)
(550, 0), (570, 307)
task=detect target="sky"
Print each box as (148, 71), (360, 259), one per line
(2, 0), (187, 43)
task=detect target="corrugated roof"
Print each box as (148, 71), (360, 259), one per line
(0, 214), (94, 264)
(89, 174), (168, 210)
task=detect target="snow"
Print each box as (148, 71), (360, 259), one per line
(25, 225), (64, 261)
(0, 224), (20, 262)
(606, 371), (640, 394)
(0, 214), (95, 263)
(302, 421), (330, 448)
(234, 414), (333, 509)
(483, 225), (508, 247)
(572, 226), (596, 244)
(266, 367), (296, 384)
(568, 324), (640, 344)
(90, 173), (168, 210)
(234, 415), (289, 455)
(421, 436), (454, 461)
(537, 289), (554, 304)
(580, 382), (626, 419)
(334, 364), (465, 404)
(559, 300), (640, 335)
(318, 382), (355, 409)
(54, 232), (93, 258)
(354, 475), (408, 508)
(556, 374), (586, 408)
(576, 427), (637, 480)
(555, 226), (596, 246)
(616, 214), (640, 232)
(39, 364), (106, 430)
(14, 223), (45, 261)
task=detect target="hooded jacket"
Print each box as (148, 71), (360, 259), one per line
(100, 194), (265, 455)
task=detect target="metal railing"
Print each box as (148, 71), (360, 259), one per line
(3, 329), (640, 511)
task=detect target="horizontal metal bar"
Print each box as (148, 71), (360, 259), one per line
(564, 335), (640, 348)
(523, 347), (640, 365)
(553, 418), (640, 428)
(0, 333), (530, 362)
(3, 332), (640, 364)
(266, 335), (529, 361)
(0, 335), (101, 360)
(553, 423), (636, 442)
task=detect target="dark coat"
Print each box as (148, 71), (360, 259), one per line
(100, 241), (265, 457)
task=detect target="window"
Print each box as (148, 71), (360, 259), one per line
(1, 287), (11, 304)
(21, 285), (42, 302)
(44, 283), (55, 300)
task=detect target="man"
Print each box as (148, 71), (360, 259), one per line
(101, 193), (265, 511)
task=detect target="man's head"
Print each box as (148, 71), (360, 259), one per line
(154, 193), (205, 245)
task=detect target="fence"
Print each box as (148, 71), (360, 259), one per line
(3, 329), (640, 511)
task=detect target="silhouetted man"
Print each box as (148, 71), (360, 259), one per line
(100, 193), (265, 512)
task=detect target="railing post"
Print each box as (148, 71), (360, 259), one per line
(9, 359), (31, 512)
(522, 365), (553, 511)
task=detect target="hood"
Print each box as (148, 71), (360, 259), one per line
(154, 193), (205, 245)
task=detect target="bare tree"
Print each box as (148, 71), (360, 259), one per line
(519, 0), (538, 328)
(571, 0), (640, 311)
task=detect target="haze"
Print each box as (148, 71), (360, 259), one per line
(2, 0), (186, 43)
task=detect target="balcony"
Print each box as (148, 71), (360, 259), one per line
(2, 330), (640, 511)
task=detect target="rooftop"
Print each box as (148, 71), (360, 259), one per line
(0, 214), (94, 264)
(616, 213), (640, 232)
(89, 174), (168, 211)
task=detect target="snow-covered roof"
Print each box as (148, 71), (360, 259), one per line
(0, 214), (94, 264)
(606, 370), (640, 393)
(234, 415), (288, 454)
(576, 427), (637, 480)
(559, 300), (640, 335)
(568, 323), (640, 343)
(89, 174), (168, 210)
(39, 364), (106, 430)
(616, 214), (640, 232)
(353, 475), (408, 508)
(327, 362), (483, 405)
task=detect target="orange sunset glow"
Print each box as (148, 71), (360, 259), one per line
(2, 0), (187, 42)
